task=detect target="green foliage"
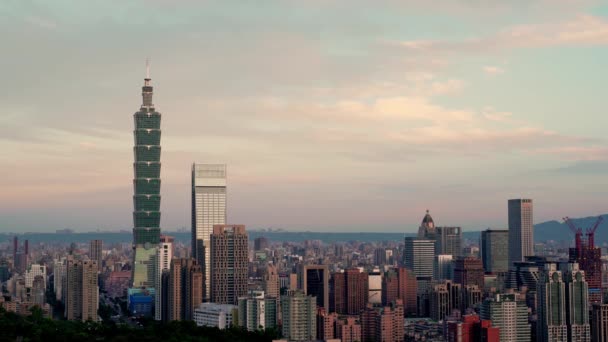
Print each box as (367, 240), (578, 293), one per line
(0, 308), (280, 342)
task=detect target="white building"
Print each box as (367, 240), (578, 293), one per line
(155, 235), (173, 320)
(25, 264), (46, 288)
(192, 164), (227, 301)
(193, 302), (237, 329)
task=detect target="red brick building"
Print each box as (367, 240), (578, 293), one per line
(330, 268), (369, 315)
(446, 314), (499, 342)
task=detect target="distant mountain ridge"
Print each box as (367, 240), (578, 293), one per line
(0, 214), (606, 245)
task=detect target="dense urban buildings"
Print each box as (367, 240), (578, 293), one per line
(453, 257), (484, 290)
(210, 224), (248, 305)
(537, 264), (568, 341)
(168, 258), (203, 321)
(508, 199), (534, 267)
(191, 163), (227, 302)
(155, 235), (174, 321)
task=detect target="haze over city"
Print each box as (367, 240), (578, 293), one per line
(2, 1), (608, 232)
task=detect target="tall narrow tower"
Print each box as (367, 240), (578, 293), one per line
(132, 61), (162, 288)
(508, 199), (534, 268)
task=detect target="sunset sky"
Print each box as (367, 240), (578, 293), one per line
(2, 0), (608, 232)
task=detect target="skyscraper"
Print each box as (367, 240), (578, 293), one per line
(132, 64), (162, 288)
(434, 254), (454, 281)
(382, 267), (417, 317)
(210, 224), (248, 305)
(404, 238), (435, 279)
(508, 199), (534, 268)
(89, 239), (103, 271)
(192, 163), (227, 301)
(436, 226), (462, 257)
(299, 264), (329, 311)
(560, 263), (590, 342)
(480, 229), (509, 273)
(537, 264), (567, 342)
(263, 263), (280, 299)
(155, 235), (174, 321)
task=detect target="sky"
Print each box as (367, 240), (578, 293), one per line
(1, 0), (608, 233)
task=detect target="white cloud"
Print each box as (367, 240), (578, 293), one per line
(483, 66), (505, 75)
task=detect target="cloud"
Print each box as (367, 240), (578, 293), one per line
(483, 66), (505, 75)
(396, 14), (608, 53)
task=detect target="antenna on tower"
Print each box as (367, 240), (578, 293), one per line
(145, 58), (151, 80)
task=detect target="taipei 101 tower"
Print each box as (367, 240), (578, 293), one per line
(131, 61), (162, 290)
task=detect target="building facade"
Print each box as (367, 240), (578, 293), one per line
(210, 224), (248, 305)
(508, 199), (534, 267)
(480, 229), (509, 273)
(155, 235), (173, 321)
(193, 303), (237, 329)
(436, 226), (462, 257)
(330, 268), (369, 315)
(191, 163), (227, 302)
(480, 293), (530, 342)
(299, 264), (329, 311)
(281, 291), (317, 342)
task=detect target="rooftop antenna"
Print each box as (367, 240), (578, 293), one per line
(146, 58), (150, 78)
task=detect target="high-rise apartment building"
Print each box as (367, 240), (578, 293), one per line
(191, 163), (227, 301)
(480, 293), (530, 342)
(592, 303), (608, 342)
(453, 257), (484, 290)
(299, 264), (329, 311)
(330, 268), (369, 315)
(238, 290), (278, 332)
(132, 65), (162, 289)
(155, 235), (173, 321)
(64, 259), (98, 321)
(559, 263), (590, 342)
(281, 290), (317, 342)
(480, 229), (509, 273)
(508, 199), (534, 268)
(537, 264), (568, 342)
(167, 258), (203, 321)
(317, 308), (337, 340)
(89, 240), (103, 271)
(436, 226), (462, 257)
(336, 317), (362, 342)
(25, 264), (46, 288)
(210, 224), (248, 305)
(263, 263), (280, 299)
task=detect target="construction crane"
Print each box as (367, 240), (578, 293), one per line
(563, 216), (604, 252)
(587, 216), (604, 249)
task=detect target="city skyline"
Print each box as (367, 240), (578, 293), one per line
(3, 1), (608, 232)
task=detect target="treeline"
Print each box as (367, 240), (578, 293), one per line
(0, 308), (279, 342)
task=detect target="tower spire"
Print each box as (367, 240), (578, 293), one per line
(142, 58), (153, 108)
